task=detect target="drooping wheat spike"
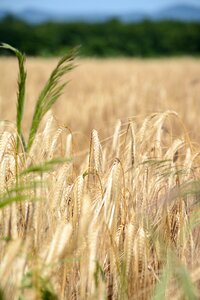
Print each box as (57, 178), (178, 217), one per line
(92, 129), (103, 174)
(48, 127), (65, 159)
(139, 114), (156, 145)
(42, 112), (55, 155)
(124, 121), (137, 171)
(0, 156), (9, 192)
(87, 129), (103, 192)
(124, 223), (135, 275)
(27, 48), (77, 152)
(183, 148), (196, 187)
(164, 138), (183, 162)
(164, 138), (184, 188)
(0, 43), (27, 152)
(138, 227), (148, 282)
(65, 133), (73, 158)
(76, 175), (84, 217)
(154, 113), (167, 158)
(60, 183), (73, 214)
(112, 120), (121, 157)
(44, 222), (72, 267)
(53, 163), (71, 211)
(0, 132), (12, 163)
(97, 159), (121, 229)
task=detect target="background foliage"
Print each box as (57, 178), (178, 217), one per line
(1, 16), (200, 57)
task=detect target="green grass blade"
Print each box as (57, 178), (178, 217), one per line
(0, 43), (27, 151)
(0, 194), (29, 209)
(153, 263), (170, 300)
(153, 246), (197, 300)
(27, 48), (77, 152)
(175, 264), (198, 300)
(20, 158), (71, 176)
(0, 180), (42, 209)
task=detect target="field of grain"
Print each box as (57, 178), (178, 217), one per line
(1, 58), (200, 140)
(0, 56), (200, 299)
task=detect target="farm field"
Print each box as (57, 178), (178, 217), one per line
(0, 57), (200, 299)
(0, 58), (200, 141)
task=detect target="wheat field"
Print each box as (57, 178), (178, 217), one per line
(0, 55), (200, 299)
(1, 58), (200, 140)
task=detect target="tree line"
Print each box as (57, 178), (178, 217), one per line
(0, 16), (200, 57)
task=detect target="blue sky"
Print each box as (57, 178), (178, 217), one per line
(0, 0), (200, 13)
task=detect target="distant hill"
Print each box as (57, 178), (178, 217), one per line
(16, 9), (55, 23)
(0, 9), (142, 24)
(0, 4), (200, 23)
(15, 9), (115, 23)
(117, 12), (148, 23)
(0, 9), (7, 19)
(153, 4), (200, 21)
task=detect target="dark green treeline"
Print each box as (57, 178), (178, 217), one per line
(1, 16), (200, 57)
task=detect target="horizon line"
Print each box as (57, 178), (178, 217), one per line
(1, 2), (200, 15)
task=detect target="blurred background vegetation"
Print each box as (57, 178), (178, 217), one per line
(1, 16), (200, 57)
